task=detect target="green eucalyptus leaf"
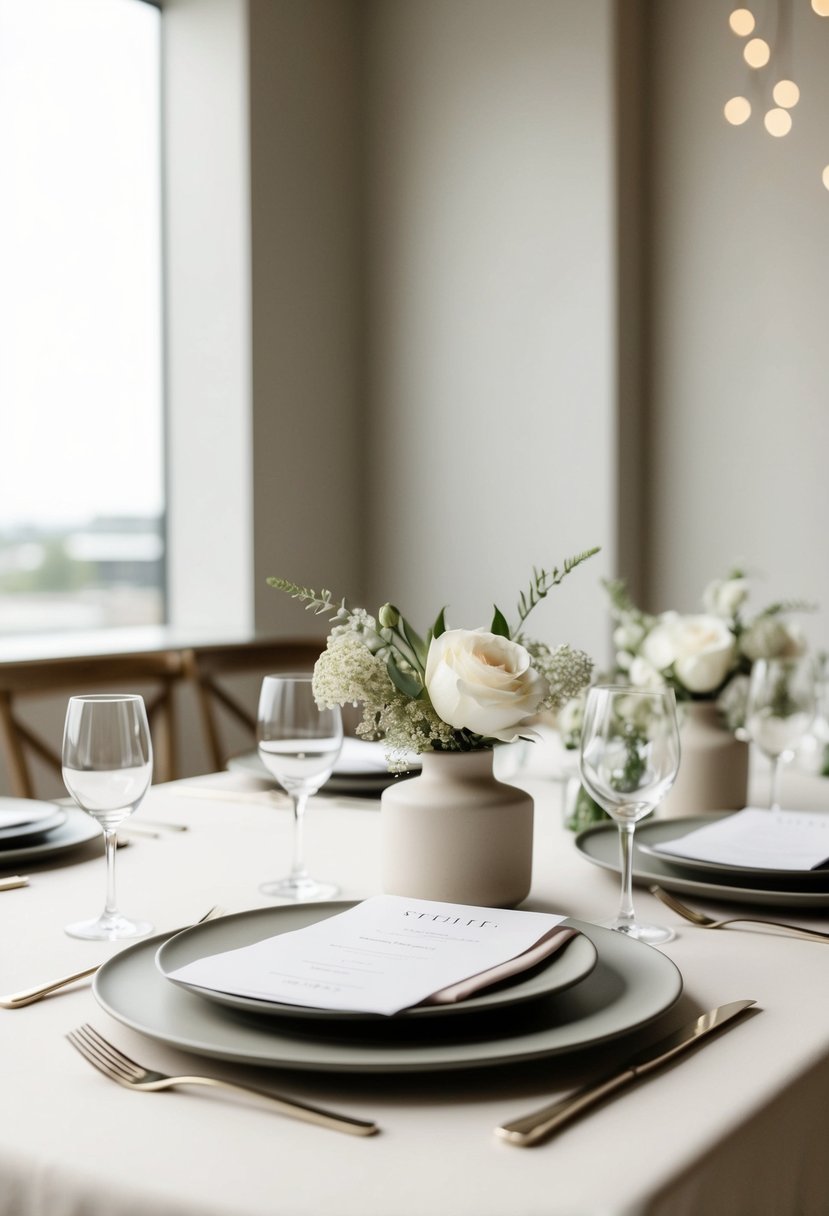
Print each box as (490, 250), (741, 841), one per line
(432, 607), (447, 639)
(401, 617), (428, 667)
(490, 605), (510, 638)
(386, 655), (423, 700)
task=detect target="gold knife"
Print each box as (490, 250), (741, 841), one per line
(495, 998), (756, 1146)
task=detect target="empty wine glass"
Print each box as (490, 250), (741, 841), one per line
(746, 656), (816, 811)
(62, 694), (153, 940)
(257, 674), (343, 901)
(579, 685), (681, 945)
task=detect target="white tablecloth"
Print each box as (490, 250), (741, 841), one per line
(2, 761), (828, 1216)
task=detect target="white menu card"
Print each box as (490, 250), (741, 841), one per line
(654, 807), (829, 871)
(167, 896), (567, 1016)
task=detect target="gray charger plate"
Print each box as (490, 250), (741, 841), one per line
(154, 902), (598, 1021)
(94, 917), (682, 1073)
(576, 819), (829, 907)
(0, 807), (99, 867)
(636, 815), (829, 886)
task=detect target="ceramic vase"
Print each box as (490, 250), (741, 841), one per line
(659, 699), (749, 818)
(380, 749), (533, 907)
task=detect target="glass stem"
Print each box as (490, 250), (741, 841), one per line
(289, 794), (309, 882)
(103, 828), (119, 920)
(769, 755), (782, 812)
(616, 820), (637, 930)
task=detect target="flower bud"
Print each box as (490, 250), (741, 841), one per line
(378, 603), (400, 629)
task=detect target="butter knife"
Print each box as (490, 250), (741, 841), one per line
(495, 998), (756, 1146)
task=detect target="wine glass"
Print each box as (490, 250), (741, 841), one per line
(579, 685), (681, 945)
(746, 656), (816, 811)
(62, 694), (153, 940)
(257, 674), (343, 901)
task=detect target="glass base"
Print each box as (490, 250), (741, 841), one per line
(605, 919), (676, 946)
(65, 913), (153, 941)
(259, 876), (339, 902)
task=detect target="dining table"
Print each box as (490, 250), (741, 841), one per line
(2, 743), (829, 1216)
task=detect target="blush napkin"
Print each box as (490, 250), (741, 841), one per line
(421, 925), (580, 1005)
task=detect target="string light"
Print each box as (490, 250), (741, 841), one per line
(744, 37), (771, 66)
(729, 7), (756, 35)
(764, 107), (793, 136)
(724, 96), (752, 124)
(823, 167), (829, 191)
(811, 0), (829, 16)
(772, 80), (800, 107)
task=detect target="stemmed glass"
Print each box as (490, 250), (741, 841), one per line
(745, 656), (816, 811)
(579, 685), (681, 945)
(62, 694), (153, 940)
(257, 674), (343, 901)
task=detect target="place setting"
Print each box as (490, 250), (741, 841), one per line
(90, 892), (684, 1077)
(575, 655), (829, 913)
(0, 794), (100, 870)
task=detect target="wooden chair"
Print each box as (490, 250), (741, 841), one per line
(183, 639), (326, 772)
(0, 650), (185, 799)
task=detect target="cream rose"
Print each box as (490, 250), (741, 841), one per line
(425, 628), (549, 741)
(642, 614), (736, 694)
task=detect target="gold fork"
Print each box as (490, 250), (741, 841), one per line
(67, 1024), (378, 1137)
(0, 907), (224, 1009)
(649, 885), (829, 943)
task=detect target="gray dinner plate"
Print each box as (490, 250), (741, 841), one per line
(0, 799), (66, 845)
(575, 819), (829, 907)
(94, 917), (682, 1073)
(636, 815), (829, 886)
(0, 807), (100, 867)
(154, 902), (598, 1021)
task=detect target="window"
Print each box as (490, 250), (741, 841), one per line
(0, 0), (164, 634)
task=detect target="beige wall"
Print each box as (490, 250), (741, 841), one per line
(361, 0), (618, 659)
(644, 0), (829, 643)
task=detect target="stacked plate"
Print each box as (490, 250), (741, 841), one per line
(575, 814), (829, 909)
(93, 901), (683, 1074)
(0, 797), (99, 867)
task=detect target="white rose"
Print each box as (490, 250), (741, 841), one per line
(613, 621), (645, 651)
(643, 614), (736, 694)
(629, 657), (664, 689)
(425, 628), (549, 741)
(703, 577), (750, 619)
(741, 617), (807, 662)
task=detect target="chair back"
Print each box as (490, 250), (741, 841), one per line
(183, 639), (326, 772)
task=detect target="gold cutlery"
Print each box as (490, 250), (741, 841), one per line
(67, 1023), (379, 1137)
(138, 818), (189, 832)
(649, 885), (829, 943)
(169, 785), (288, 806)
(0, 875), (29, 891)
(495, 999), (755, 1146)
(0, 906), (224, 1009)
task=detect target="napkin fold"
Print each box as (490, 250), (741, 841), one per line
(421, 925), (580, 1005)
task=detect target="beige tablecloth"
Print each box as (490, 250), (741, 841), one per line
(1, 761), (828, 1216)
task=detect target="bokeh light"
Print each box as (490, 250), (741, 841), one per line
(764, 108), (792, 136)
(724, 96), (752, 125)
(772, 80), (800, 108)
(729, 8), (756, 35)
(744, 38), (771, 67)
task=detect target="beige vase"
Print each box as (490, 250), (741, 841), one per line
(380, 749), (533, 907)
(659, 699), (749, 819)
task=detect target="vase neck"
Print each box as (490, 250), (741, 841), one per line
(419, 749), (495, 778)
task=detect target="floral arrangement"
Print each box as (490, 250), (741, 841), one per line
(269, 549), (598, 768)
(558, 568), (809, 751)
